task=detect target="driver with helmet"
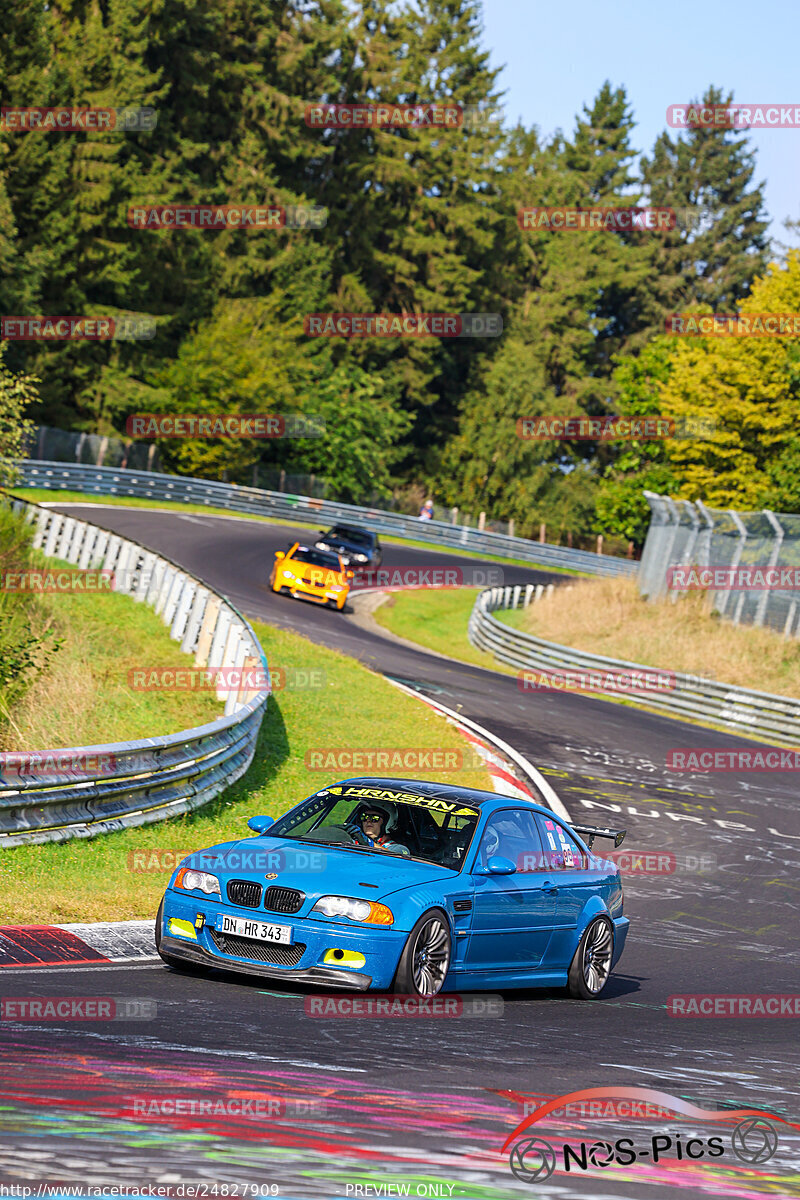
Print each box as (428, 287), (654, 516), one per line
(346, 799), (410, 857)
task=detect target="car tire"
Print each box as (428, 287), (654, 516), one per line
(391, 909), (451, 997)
(567, 915), (614, 1000)
(155, 898), (206, 975)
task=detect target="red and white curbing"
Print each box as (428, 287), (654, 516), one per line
(0, 920), (155, 968)
(386, 678), (571, 820)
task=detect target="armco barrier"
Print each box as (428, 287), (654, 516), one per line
(14, 460), (638, 578)
(469, 586), (800, 747)
(0, 497), (270, 848)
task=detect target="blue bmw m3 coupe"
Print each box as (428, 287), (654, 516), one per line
(156, 778), (629, 999)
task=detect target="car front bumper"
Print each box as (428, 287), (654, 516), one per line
(280, 577), (348, 606)
(160, 891), (406, 990)
(160, 933), (374, 990)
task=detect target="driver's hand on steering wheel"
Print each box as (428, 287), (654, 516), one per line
(344, 821), (372, 845)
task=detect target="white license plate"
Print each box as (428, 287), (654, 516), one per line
(218, 914), (292, 944)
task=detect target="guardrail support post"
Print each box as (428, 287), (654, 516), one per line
(43, 513), (63, 557)
(755, 511), (784, 628)
(717, 511), (747, 617)
(171, 579), (197, 640)
(182, 587), (210, 654)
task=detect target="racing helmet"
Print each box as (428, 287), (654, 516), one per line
(355, 798), (399, 835)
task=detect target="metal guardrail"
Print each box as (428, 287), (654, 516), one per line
(469, 585), (800, 747)
(15, 460), (639, 578)
(0, 497), (270, 848)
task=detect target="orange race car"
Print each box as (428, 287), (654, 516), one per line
(269, 542), (353, 610)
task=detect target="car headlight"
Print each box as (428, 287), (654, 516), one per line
(174, 868), (221, 898)
(355, 553), (368, 563)
(328, 585), (344, 592)
(311, 895), (394, 924)
(317, 542), (329, 550)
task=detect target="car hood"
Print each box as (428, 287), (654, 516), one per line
(280, 562), (345, 583)
(182, 836), (454, 901)
(319, 538), (368, 554)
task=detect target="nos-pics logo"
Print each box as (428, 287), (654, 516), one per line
(503, 1087), (792, 1183)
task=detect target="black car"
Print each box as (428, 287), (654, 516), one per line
(314, 524), (383, 568)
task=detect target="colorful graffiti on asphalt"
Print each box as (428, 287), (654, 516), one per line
(0, 1036), (798, 1197)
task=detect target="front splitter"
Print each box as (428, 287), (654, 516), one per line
(159, 934), (373, 990)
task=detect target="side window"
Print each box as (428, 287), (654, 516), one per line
(534, 814), (587, 870)
(476, 810), (543, 872)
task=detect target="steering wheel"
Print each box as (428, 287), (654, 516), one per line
(331, 822), (371, 846)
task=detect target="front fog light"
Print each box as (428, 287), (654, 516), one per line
(323, 948), (367, 968)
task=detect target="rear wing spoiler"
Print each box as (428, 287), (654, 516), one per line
(570, 823), (626, 850)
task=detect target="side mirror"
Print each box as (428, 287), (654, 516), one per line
(474, 855), (517, 877)
(346, 570), (354, 580)
(274, 551), (285, 560)
(248, 816), (274, 835)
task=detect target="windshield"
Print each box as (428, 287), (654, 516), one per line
(289, 546), (342, 569)
(270, 785), (480, 870)
(327, 527), (373, 546)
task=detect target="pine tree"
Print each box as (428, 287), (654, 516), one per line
(640, 84), (770, 321)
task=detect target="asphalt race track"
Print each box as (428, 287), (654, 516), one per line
(3, 504), (800, 1199)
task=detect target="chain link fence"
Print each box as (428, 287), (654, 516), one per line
(640, 491), (800, 637)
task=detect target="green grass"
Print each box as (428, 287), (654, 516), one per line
(371, 580), (800, 743)
(4, 619), (492, 924)
(1, 557), (224, 750)
(493, 606), (530, 631)
(371, 588), (518, 676)
(11, 487), (591, 575)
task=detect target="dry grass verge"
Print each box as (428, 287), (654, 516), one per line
(518, 577), (800, 698)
